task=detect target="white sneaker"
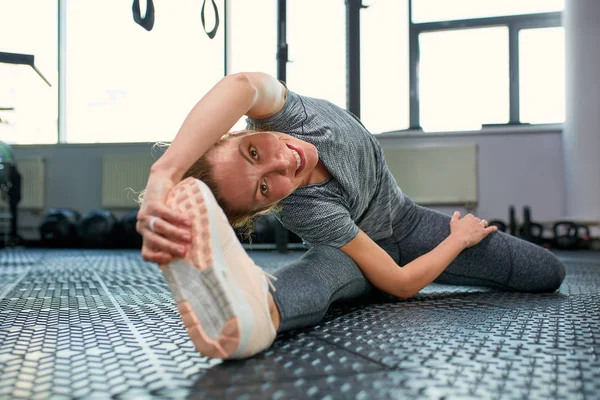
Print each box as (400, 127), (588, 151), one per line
(161, 177), (277, 359)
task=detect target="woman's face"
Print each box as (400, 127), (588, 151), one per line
(210, 131), (320, 212)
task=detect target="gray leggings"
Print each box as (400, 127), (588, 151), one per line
(271, 199), (566, 332)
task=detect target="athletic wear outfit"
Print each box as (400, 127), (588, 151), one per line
(162, 89), (565, 359)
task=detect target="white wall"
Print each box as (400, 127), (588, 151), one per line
(11, 127), (564, 240)
(377, 127), (564, 222)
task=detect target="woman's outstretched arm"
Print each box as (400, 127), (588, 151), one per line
(152, 72), (286, 181)
(137, 72), (285, 265)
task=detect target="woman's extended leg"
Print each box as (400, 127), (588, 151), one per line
(392, 200), (565, 292)
(272, 245), (378, 332)
(162, 178), (279, 360)
(162, 177), (376, 359)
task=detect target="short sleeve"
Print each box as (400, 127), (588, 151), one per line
(246, 89), (308, 133)
(275, 191), (360, 249)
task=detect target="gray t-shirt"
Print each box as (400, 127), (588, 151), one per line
(247, 89), (405, 248)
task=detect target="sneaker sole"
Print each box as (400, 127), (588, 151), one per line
(161, 178), (253, 359)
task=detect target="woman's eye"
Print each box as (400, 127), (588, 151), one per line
(260, 182), (268, 195)
(249, 146), (258, 159)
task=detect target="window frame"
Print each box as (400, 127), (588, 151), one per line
(408, 0), (562, 129)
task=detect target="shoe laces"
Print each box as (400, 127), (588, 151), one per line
(261, 270), (278, 292)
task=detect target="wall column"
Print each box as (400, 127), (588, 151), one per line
(563, 0), (600, 219)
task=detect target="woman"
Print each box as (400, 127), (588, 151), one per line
(137, 72), (565, 360)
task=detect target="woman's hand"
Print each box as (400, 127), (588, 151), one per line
(449, 211), (498, 249)
(136, 171), (193, 265)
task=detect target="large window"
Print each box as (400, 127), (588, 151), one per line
(410, 1), (564, 131)
(287, 0), (346, 110)
(419, 27), (509, 132)
(2, 2), (567, 144)
(65, 0), (225, 143)
(361, 0), (410, 134)
(0, 0), (58, 145)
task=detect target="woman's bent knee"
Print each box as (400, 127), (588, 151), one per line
(536, 250), (566, 292)
(507, 239), (566, 293)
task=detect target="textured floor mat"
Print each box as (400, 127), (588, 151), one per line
(0, 248), (599, 399)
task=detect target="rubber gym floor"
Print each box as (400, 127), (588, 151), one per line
(0, 248), (598, 400)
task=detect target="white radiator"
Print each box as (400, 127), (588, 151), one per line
(102, 155), (155, 208)
(382, 143), (478, 206)
(0, 157), (45, 210)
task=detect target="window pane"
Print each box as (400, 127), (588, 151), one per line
(229, 0), (277, 131)
(0, 0), (58, 144)
(66, 0), (224, 143)
(413, 0), (564, 23)
(419, 27), (509, 132)
(519, 27), (565, 124)
(361, 0), (409, 134)
(287, 0), (346, 110)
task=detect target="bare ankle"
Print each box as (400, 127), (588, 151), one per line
(267, 292), (281, 332)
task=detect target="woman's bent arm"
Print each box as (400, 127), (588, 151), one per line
(341, 230), (465, 299)
(152, 72), (286, 182)
(341, 213), (496, 299)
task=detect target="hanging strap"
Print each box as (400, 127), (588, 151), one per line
(132, 0), (155, 31)
(201, 0), (220, 39)
(132, 0), (218, 38)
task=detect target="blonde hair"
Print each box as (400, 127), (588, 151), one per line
(141, 130), (280, 236)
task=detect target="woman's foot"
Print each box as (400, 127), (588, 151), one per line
(160, 177), (277, 359)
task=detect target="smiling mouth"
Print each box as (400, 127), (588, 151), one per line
(286, 144), (305, 176)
